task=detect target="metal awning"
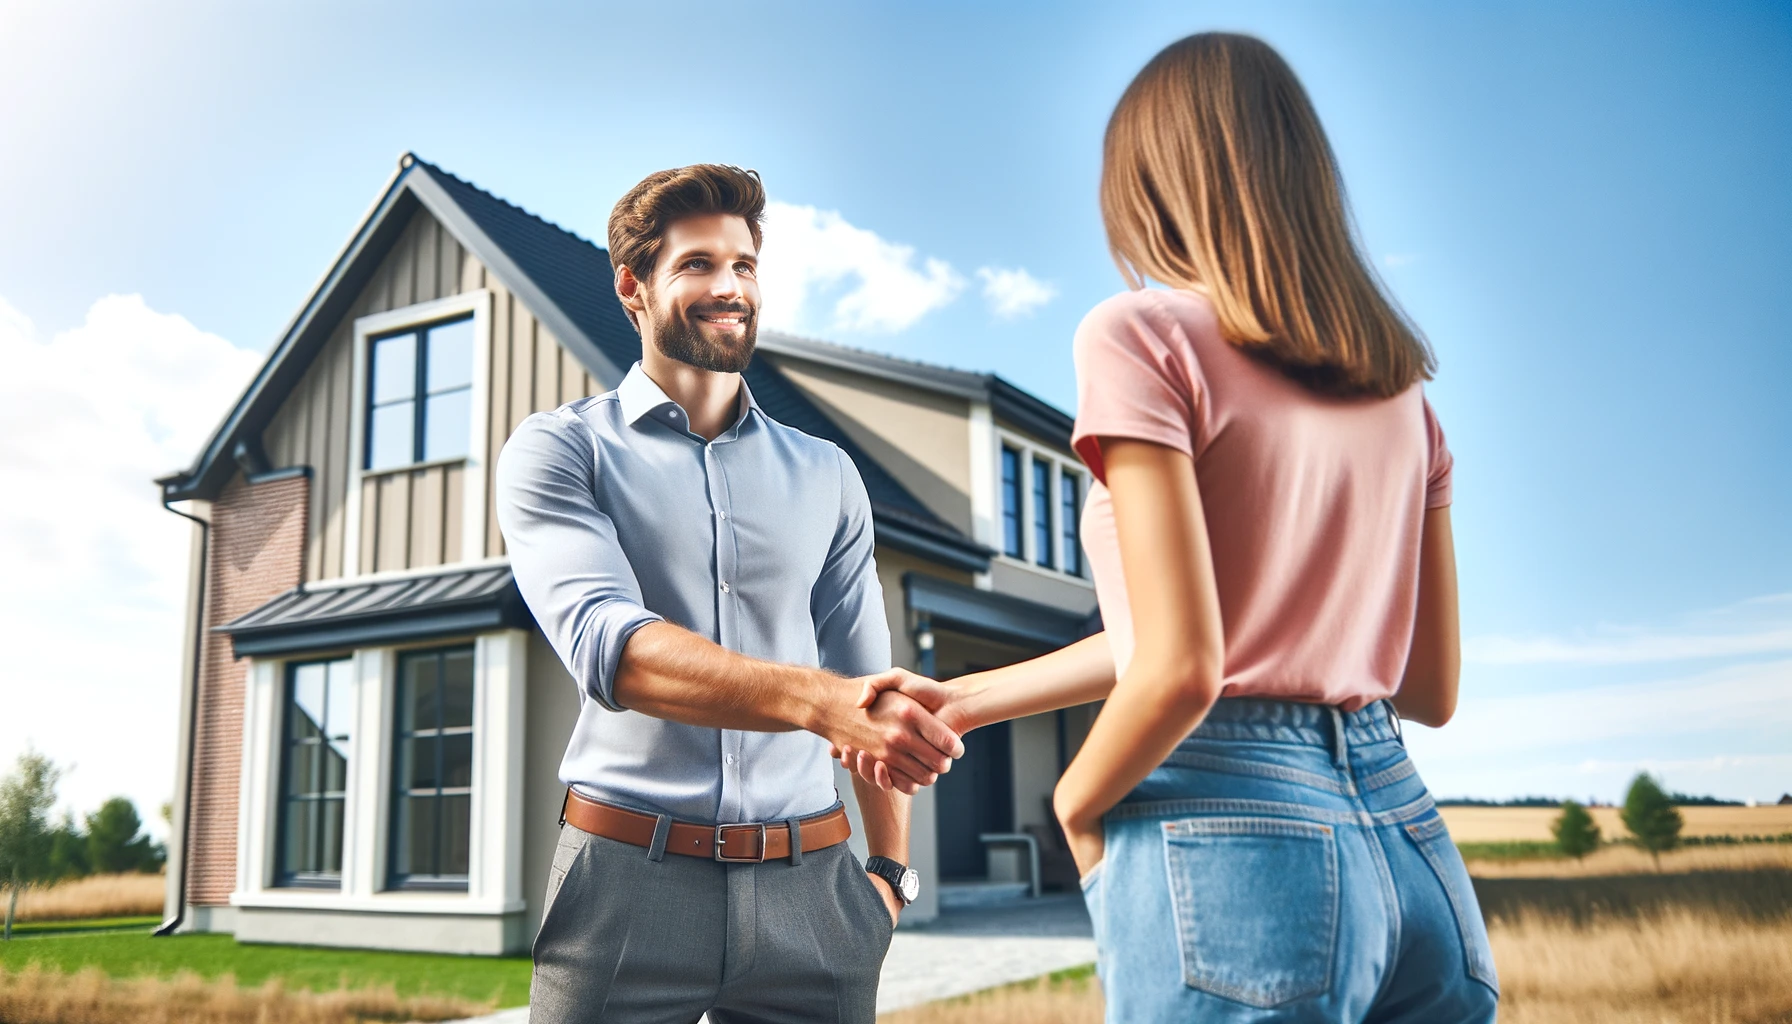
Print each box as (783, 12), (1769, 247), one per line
(903, 571), (1099, 652)
(218, 564), (532, 658)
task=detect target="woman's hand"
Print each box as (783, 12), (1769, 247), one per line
(1054, 788), (1108, 877)
(832, 670), (975, 790)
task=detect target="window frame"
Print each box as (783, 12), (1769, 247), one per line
(387, 644), (477, 893)
(993, 429), (1090, 583)
(342, 291), (493, 582)
(363, 315), (476, 473)
(272, 657), (356, 889)
(1000, 445), (1024, 559)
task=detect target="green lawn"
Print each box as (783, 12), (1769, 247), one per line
(0, 930), (531, 1008)
(3, 916), (161, 937)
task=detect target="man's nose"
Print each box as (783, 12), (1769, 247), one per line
(710, 267), (745, 301)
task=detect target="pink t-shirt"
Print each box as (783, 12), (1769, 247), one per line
(1070, 289), (1452, 711)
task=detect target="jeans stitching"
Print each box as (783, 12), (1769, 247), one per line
(1359, 758), (1419, 792)
(1162, 817), (1339, 1007)
(1406, 821), (1501, 993)
(1110, 792), (1436, 828)
(1162, 749), (1355, 794)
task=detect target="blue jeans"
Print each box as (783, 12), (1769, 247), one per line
(1082, 699), (1498, 1023)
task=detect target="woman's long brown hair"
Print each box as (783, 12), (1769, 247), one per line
(1101, 33), (1434, 397)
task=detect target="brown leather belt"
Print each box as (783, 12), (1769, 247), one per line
(560, 788), (852, 863)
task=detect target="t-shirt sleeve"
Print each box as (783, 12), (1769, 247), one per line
(1069, 292), (1203, 484)
(1422, 396), (1454, 509)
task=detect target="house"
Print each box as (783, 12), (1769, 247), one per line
(155, 153), (1100, 955)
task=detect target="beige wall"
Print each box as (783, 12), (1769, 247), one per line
(262, 207), (604, 582)
(524, 631), (582, 938)
(770, 356), (975, 535)
(986, 559), (1098, 616)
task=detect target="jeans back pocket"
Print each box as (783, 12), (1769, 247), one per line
(1163, 816), (1339, 1008)
(1405, 815), (1500, 994)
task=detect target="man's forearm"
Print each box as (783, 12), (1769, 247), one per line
(613, 621), (837, 732)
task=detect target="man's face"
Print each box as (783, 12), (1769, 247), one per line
(633, 213), (760, 373)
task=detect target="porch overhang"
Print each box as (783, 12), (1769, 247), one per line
(902, 572), (1097, 653)
(217, 564), (532, 659)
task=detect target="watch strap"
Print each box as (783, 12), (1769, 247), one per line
(864, 856), (914, 904)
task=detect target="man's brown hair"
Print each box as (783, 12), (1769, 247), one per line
(1102, 33), (1434, 397)
(607, 164), (767, 286)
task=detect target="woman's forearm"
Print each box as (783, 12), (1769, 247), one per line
(953, 633), (1118, 730)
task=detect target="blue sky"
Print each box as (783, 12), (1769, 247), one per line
(1, 1), (1787, 826)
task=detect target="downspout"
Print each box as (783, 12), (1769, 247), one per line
(154, 496), (209, 938)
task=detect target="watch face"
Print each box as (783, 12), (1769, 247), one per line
(898, 868), (920, 903)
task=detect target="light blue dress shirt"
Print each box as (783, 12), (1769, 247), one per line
(495, 363), (891, 824)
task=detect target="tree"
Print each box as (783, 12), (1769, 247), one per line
(85, 797), (161, 874)
(1551, 800), (1601, 860)
(46, 814), (88, 881)
(0, 750), (62, 940)
(1622, 772), (1684, 867)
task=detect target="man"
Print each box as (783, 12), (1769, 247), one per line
(496, 164), (959, 1024)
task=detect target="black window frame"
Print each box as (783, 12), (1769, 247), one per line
(387, 644), (477, 892)
(274, 656), (355, 889)
(364, 314), (475, 472)
(1032, 455), (1055, 569)
(1000, 445), (1024, 559)
(1060, 469), (1084, 577)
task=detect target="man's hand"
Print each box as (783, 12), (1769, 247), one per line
(833, 670), (972, 791)
(866, 871), (902, 926)
(812, 670), (964, 795)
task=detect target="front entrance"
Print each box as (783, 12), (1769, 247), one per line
(933, 719), (1013, 879)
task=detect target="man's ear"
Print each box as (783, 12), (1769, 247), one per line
(615, 265), (646, 333)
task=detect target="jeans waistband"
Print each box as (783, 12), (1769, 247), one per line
(1187, 697), (1402, 748)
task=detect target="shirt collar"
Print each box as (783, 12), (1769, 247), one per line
(616, 361), (762, 437)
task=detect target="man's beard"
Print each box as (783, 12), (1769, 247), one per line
(646, 297), (758, 373)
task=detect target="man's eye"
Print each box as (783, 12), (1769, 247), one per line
(686, 259), (710, 271)
(734, 262), (756, 276)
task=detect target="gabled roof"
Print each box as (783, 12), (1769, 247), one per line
(159, 153), (989, 570)
(756, 332), (1077, 450)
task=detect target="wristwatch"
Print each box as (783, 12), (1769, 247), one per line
(864, 856), (920, 906)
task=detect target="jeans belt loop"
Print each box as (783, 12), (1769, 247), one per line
(647, 813), (671, 863)
(785, 817), (804, 866)
(1329, 706), (1349, 769)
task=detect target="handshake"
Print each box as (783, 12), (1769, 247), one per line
(818, 669), (973, 796)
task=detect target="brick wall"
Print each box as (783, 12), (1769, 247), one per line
(186, 472), (309, 906)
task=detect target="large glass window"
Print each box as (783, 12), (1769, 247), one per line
(277, 658), (354, 887)
(1060, 470), (1084, 577)
(1000, 446), (1023, 558)
(1032, 456), (1054, 568)
(390, 646), (475, 890)
(366, 317), (475, 471)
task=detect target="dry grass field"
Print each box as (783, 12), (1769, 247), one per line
(1466, 840), (1792, 878)
(881, 911), (1792, 1024)
(2, 873), (165, 923)
(1438, 804), (1792, 843)
(0, 965), (487, 1024)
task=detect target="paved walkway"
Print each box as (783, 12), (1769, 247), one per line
(444, 893), (1096, 1022)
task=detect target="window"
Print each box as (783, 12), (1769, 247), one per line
(1032, 456), (1054, 568)
(390, 646), (475, 890)
(1000, 446), (1023, 558)
(277, 658), (354, 886)
(365, 317), (475, 471)
(1060, 471), (1084, 577)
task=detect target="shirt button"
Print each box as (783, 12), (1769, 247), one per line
(718, 510), (729, 520)
(725, 754), (738, 765)
(719, 581), (731, 594)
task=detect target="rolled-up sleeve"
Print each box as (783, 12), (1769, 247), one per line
(809, 447), (892, 678)
(495, 410), (663, 711)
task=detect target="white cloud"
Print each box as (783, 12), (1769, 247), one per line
(0, 295), (261, 837)
(975, 266), (1056, 319)
(1465, 592), (1792, 665)
(757, 201), (966, 334)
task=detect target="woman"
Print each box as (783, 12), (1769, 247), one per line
(842, 33), (1498, 1023)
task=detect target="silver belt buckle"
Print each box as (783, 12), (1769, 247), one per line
(714, 822), (767, 863)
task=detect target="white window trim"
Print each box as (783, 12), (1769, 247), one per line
(993, 428), (1092, 588)
(341, 290), (493, 581)
(231, 629), (529, 916)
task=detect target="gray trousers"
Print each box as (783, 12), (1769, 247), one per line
(530, 823), (895, 1024)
